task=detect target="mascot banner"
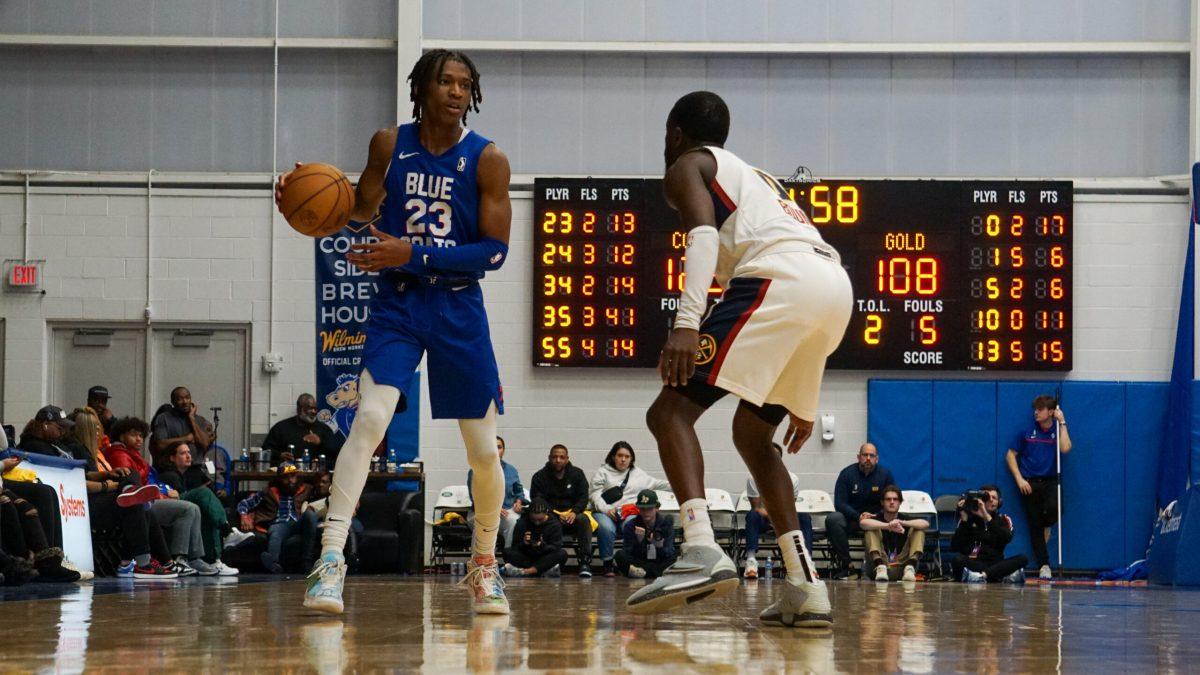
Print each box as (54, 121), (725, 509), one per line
(315, 219), (420, 489)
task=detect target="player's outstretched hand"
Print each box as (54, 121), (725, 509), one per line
(274, 161), (302, 210)
(783, 413), (813, 453)
(347, 224), (413, 273)
(659, 327), (699, 387)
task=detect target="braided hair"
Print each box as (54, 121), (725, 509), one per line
(407, 49), (482, 124)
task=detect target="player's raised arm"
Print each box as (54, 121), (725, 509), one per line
(659, 151), (720, 386)
(350, 127), (397, 222)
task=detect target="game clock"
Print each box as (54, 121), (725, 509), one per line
(533, 178), (1072, 371)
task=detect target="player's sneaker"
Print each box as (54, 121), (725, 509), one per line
(304, 551), (347, 615)
(758, 577), (834, 628)
(744, 557), (759, 579)
(961, 568), (987, 584)
(461, 556), (509, 615)
(902, 565), (916, 582)
(1039, 565), (1052, 580)
(874, 565), (889, 582)
(1003, 568), (1026, 584)
(625, 543), (738, 615)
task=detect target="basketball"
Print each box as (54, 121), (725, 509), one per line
(279, 163), (355, 237)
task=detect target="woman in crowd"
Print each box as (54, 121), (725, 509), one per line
(588, 441), (672, 577)
(11, 406), (77, 547)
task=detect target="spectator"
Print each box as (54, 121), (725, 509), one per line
(0, 460), (79, 582)
(238, 462), (313, 573)
(951, 485), (1028, 584)
(151, 387), (211, 463)
(263, 393), (345, 466)
(587, 441), (670, 577)
(468, 436), (524, 550)
(742, 443), (813, 579)
(0, 423), (9, 450)
(1006, 394), (1071, 580)
(615, 490), (676, 579)
(87, 385), (116, 436)
(826, 443), (896, 578)
(530, 444), (593, 577)
(68, 408), (174, 579)
(157, 441), (247, 569)
(10, 407), (73, 548)
(860, 485), (928, 582)
(0, 513), (38, 585)
(300, 471), (361, 570)
(502, 498), (566, 578)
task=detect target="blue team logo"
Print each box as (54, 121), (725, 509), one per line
(323, 373), (362, 438)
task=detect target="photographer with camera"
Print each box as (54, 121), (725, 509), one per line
(950, 485), (1028, 584)
(859, 485), (928, 582)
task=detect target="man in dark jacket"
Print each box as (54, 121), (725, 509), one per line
(502, 498), (566, 577)
(529, 444), (593, 576)
(262, 394), (344, 465)
(825, 443), (897, 578)
(951, 485), (1028, 583)
(237, 462), (313, 573)
(616, 490), (676, 579)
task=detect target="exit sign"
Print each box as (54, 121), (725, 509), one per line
(3, 260), (43, 292)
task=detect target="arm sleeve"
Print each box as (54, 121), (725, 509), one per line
(411, 237), (508, 274)
(672, 225), (719, 331)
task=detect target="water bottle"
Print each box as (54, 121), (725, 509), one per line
(301, 448), (312, 471)
(387, 448), (398, 473)
(318, 454), (327, 472)
(764, 555), (774, 579)
(239, 448), (249, 471)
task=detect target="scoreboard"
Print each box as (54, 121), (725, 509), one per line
(533, 178), (1072, 371)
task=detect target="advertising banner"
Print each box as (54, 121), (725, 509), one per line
(4, 452), (93, 572)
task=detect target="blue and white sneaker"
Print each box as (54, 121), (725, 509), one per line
(461, 556), (509, 615)
(626, 543), (738, 615)
(116, 560), (135, 578)
(1003, 568), (1026, 585)
(303, 551), (347, 615)
(962, 567), (987, 584)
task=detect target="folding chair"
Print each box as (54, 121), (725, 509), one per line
(796, 489), (835, 571)
(430, 485), (473, 569)
(899, 489), (940, 577)
(934, 494), (963, 578)
(705, 488), (737, 557)
(656, 490), (681, 545)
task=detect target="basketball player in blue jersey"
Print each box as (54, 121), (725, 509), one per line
(625, 92), (852, 627)
(276, 49), (512, 615)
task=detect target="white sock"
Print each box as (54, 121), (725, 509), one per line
(460, 403), (502, 558)
(322, 369), (400, 557)
(778, 530), (816, 584)
(680, 498), (716, 547)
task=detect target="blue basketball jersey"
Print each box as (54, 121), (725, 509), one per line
(378, 122), (492, 281)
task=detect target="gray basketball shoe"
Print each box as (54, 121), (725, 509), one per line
(758, 577), (833, 628)
(626, 543), (738, 614)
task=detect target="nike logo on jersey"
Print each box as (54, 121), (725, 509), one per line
(398, 151), (420, 160)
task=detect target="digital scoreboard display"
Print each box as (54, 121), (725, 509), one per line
(533, 178), (1072, 371)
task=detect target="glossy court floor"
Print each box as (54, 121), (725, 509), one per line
(1, 575), (1196, 673)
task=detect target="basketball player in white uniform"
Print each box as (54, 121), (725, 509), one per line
(626, 92), (852, 628)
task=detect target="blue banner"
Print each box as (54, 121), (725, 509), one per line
(1160, 163), (1198, 508)
(315, 219), (419, 488)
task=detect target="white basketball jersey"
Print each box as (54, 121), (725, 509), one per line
(701, 146), (832, 286)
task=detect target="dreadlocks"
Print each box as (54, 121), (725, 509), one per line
(407, 49), (482, 124)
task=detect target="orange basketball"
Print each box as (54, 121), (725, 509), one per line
(279, 163), (355, 238)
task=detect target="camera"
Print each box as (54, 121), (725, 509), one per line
(960, 489), (989, 514)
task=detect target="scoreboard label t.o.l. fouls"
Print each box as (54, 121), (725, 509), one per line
(533, 178), (1072, 371)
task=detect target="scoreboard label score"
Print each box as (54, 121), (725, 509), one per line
(533, 179), (1072, 371)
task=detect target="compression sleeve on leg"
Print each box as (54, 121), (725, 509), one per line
(459, 402), (503, 558)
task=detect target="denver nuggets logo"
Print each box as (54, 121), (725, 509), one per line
(695, 334), (718, 365)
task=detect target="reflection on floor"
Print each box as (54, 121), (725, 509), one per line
(1, 575), (1197, 672)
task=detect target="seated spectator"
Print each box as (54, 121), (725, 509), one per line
(157, 441), (248, 568)
(860, 485), (928, 582)
(951, 485), (1029, 584)
(615, 490), (676, 579)
(87, 385), (116, 437)
(238, 462), (313, 573)
(67, 408), (174, 579)
(300, 471), (361, 570)
(263, 394), (344, 466)
(502, 498), (566, 578)
(468, 436), (523, 550)
(151, 387), (211, 464)
(588, 441), (670, 578)
(530, 444), (594, 577)
(0, 422), (9, 450)
(0, 457), (79, 582)
(9, 407), (73, 548)
(0, 511), (38, 585)
(742, 443), (813, 579)
(826, 443), (896, 578)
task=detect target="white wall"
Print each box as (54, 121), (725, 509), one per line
(0, 186), (1188, 513)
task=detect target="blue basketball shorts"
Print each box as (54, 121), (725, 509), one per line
(362, 281), (503, 420)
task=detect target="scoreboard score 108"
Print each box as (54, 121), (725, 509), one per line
(533, 178), (1072, 371)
